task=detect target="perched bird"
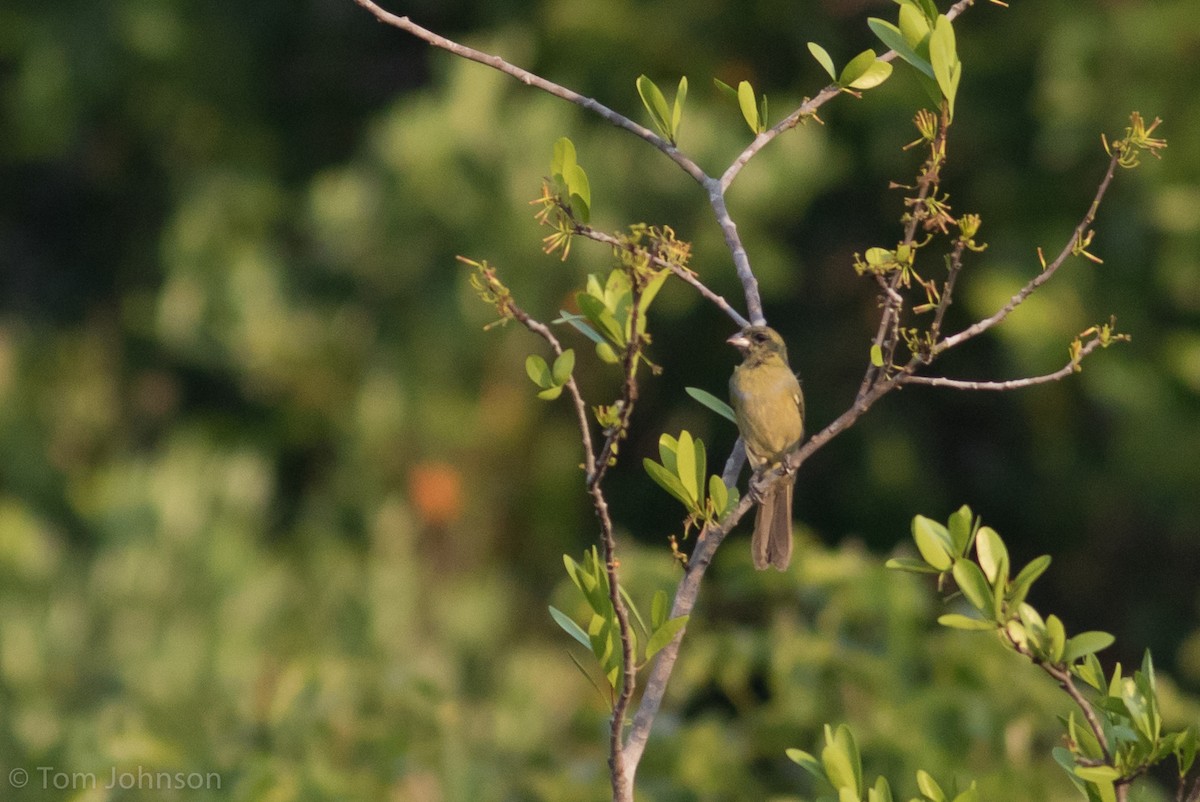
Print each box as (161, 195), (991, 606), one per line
(727, 325), (805, 570)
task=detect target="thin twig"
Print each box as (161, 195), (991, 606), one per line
(1041, 663), (1115, 764)
(899, 337), (1104, 390)
(936, 148), (1122, 355)
(573, 225), (751, 328)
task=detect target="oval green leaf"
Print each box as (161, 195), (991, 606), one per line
(807, 42), (837, 81)
(737, 80), (759, 133)
(912, 515), (953, 571)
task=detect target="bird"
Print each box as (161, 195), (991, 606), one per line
(727, 325), (805, 570)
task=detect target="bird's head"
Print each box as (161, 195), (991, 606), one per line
(727, 325), (789, 362)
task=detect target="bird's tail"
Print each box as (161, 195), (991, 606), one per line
(752, 477), (794, 571)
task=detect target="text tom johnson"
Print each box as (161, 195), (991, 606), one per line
(33, 766), (221, 791)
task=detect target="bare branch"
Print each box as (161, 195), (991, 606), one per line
(936, 148), (1122, 354)
(900, 335), (1105, 391)
(350, 0), (711, 187)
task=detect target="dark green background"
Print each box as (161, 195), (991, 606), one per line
(1, 0), (1198, 799)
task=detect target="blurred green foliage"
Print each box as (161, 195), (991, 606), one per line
(1, 0), (1198, 799)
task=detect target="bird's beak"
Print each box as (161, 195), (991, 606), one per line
(726, 332), (750, 350)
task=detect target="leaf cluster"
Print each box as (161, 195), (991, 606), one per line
(642, 431), (738, 530)
(788, 723), (979, 802)
(891, 506), (1200, 802)
(549, 547), (689, 700)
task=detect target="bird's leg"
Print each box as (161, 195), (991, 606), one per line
(747, 463), (783, 503)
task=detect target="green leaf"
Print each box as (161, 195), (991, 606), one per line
(646, 615), (689, 659)
(868, 776), (894, 802)
(929, 15), (959, 117)
(947, 504), (973, 554)
(595, 341), (619, 364)
(1063, 631), (1116, 664)
(916, 769), (945, 802)
(552, 349), (575, 385)
(786, 748), (825, 782)
(847, 59), (892, 90)
(536, 385), (564, 400)
(975, 526), (1008, 583)
(635, 268), (671, 327)
(952, 559), (994, 615)
(898, 3), (932, 48)
(867, 17), (934, 78)
(713, 77), (738, 102)
(686, 386), (738, 424)
(757, 93), (769, 130)
(549, 605), (591, 649)
(675, 430), (699, 504)
(708, 475), (729, 518)
(672, 76), (688, 139)
(576, 292), (624, 346)
(885, 556), (942, 574)
(1141, 648), (1158, 698)
(1068, 711), (1107, 761)
(551, 136), (577, 181)
(565, 162), (591, 223)
(1018, 603), (1047, 653)
(808, 42), (837, 80)
(821, 725), (861, 796)
(1046, 614), (1066, 663)
(636, 75), (673, 140)
(1073, 764), (1120, 783)
(1174, 725), (1198, 776)
(912, 515), (953, 571)
(658, 433), (679, 474)
(692, 437), (707, 506)
(1075, 653), (1106, 691)
(525, 354), (552, 388)
(644, 458), (695, 511)
(938, 613), (995, 631)
(951, 787), (979, 802)
(737, 80), (760, 133)
(651, 589), (668, 631)
(1008, 555), (1051, 608)
(555, 311), (606, 345)
(869, 343), (884, 367)
(838, 49), (878, 88)
(618, 584), (648, 638)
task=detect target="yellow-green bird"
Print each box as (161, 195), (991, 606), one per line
(727, 325), (805, 570)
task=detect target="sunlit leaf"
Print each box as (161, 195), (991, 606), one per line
(952, 559), (993, 615)
(916, 769), (945, 802)
(868, 17), (934, 78)
(636, 75), (672, 139)
(938, 613), (995, 631)
(808, 42), (837, 80)
(551, 349), (575, 385)
(839, 49), (879, 88)
(525, 354), (552, 388)
(1063, 631), (1116, 664)
(737, 80), (759, 133)
(912, 515), (953, 571)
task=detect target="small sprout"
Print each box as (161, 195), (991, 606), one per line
(1104, 111), (1167, 168)
(460, 255), (517, 328)
(957, 214), (987, 252)
(1072, 229), (1103, 264)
